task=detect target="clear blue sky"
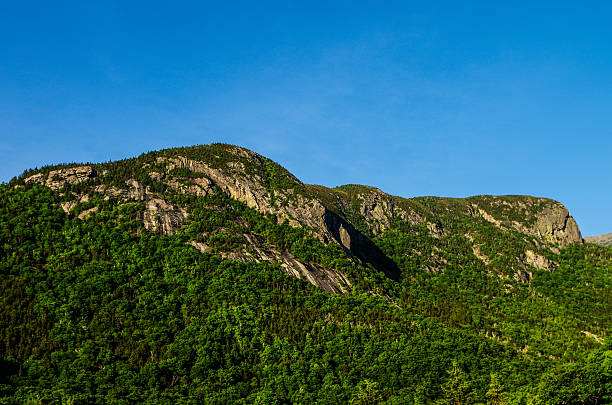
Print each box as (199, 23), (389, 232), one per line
(1, 1), (611, 236)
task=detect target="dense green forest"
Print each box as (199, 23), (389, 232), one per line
(1, 144), (610, 404)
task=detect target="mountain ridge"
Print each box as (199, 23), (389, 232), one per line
(2, 143), (610, 403)
(16, 143), (583, 292)
(585, 233), (612, 246)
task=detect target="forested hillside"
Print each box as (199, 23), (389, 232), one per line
(1, 144), (610, 404)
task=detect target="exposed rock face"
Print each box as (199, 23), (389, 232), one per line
(584, 233), (612, 247)
(25, 166), (95, 190)
(20, 144), (587, 292)
(78, 207), (99, 219)
(524, 250), (553, 271)
(469, 198), (583, 248)
(125, 179), (147, 200)
(427, 221), (444, 237)
(355, 188), (396, 234)
(162, 156), (398, 256)
(94, 180), (148, 201)
(160, 155), (333, 237)
(166, 177), (213, 197)
(325, 186), (423, 236)
(60, 194), (90, 213)
(189, 233), (352, 294)
(281, 254), (352, 295)
(513, 270), (532, 283)
(338, 224), (352, 250)
(318, 206), (400, 279)
(22, 157), (354, 293)
(472, 245), (491, 265)
(530, 205), (583, 248)
(160, 155), (402, 280)
(475, 206), (502, 227)
(141, 198), (188, 235)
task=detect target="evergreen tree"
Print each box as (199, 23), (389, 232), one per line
(350, 379), (383, 405)
(485, 373), (507, 405)
(439, 362), (474, 405)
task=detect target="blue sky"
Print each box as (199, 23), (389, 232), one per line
(1, 1), (611, 235)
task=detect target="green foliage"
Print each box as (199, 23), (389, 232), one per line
(485, 373), (508, 405)
(350, 379), (383, 404)
(531, 342), (612, 404)
(438, 362), (474, 405)
(2, 145), (611, 403)
(466, 195), (555, 227)
(0, 183), (543, 403)
(168, 167), (206, 178)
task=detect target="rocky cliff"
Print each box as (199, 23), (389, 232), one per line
(18, 143), (584, 293)
(585, 233), (612, 247)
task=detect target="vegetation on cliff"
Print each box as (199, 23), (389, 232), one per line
(1, 144), (610, 403)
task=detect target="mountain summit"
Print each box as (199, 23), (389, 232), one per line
(2, 143), (609, 403)
(20, 143), (582, 291)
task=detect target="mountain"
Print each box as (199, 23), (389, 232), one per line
(19, 144), (584, 291)
(1, 143), (610, 403)
(585, 233), (612, 247)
